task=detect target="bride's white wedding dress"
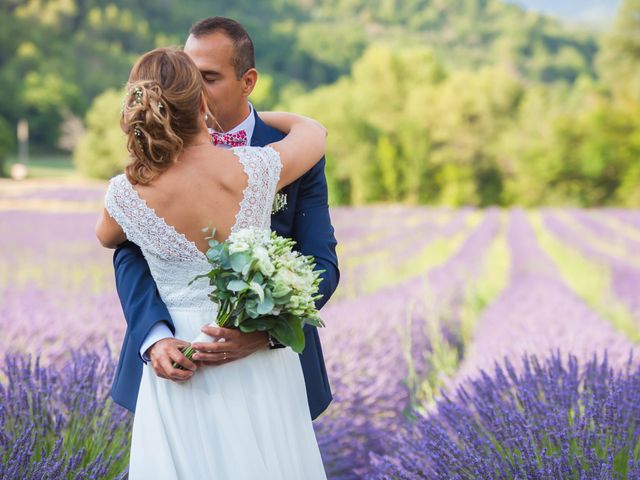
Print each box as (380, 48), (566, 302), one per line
(105, 146), (327, 480)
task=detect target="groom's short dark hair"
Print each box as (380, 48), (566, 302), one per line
(189, 17), (255, 79)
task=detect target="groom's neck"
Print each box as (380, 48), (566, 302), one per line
(217, 102), (252, 133)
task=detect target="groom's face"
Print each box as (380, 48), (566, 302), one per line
(184, 31), (253, 132)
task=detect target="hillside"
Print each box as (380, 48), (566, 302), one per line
(0, 0), (602, 152)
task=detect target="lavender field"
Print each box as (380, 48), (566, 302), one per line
(1, 183), (640, 479)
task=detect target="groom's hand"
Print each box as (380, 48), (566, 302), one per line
(148, 338), (197, 381)
(191, 326), (269, 366)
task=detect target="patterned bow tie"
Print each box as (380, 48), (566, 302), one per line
(210, 130), (248, 147)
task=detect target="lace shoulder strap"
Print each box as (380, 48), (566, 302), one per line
(104, 174), (148, 247)
(231, 146), (282, 231)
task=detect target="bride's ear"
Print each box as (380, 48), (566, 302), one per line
(199, 93), (208, 115)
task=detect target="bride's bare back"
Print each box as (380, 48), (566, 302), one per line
(132, 145), (250, 253)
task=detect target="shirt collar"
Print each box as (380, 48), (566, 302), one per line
(226, 102), (255, 145)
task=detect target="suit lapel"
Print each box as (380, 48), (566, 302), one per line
(251, 110), (272, 147)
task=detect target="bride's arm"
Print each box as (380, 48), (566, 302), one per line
(259, 111), (327, 190)
(96, 208), (127, 248)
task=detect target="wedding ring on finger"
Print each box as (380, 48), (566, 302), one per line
(223, 352), (227, 361)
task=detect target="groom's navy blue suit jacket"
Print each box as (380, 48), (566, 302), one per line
(110, 111), (339, 420)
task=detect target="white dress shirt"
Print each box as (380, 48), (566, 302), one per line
(139, 103), (256, 361)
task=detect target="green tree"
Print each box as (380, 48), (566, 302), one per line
(597, 0), (640, 104)
(285, 46), (446, 205)
(419, 66), (523, 205)
(0, 117), (15, 177)
(74, 89), (127, 179)
(550, 103), (640, 206)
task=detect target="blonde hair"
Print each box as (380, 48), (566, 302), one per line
(121, 47), (206, 184)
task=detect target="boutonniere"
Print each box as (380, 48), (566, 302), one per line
(272, 191), (288, 214)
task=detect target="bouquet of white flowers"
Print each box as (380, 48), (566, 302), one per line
(180, 227), (324, 361)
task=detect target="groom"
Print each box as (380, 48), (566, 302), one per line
(110, 17), (339, 420)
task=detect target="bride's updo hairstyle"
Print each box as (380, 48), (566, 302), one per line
(121, 47), (206, 184)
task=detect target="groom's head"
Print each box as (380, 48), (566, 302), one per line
(185, 17), (257, 132)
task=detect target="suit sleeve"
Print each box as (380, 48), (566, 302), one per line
(113, 240), (175, 363)
(291, 156), (340, 310)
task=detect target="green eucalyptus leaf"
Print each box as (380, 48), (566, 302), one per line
(256, 292), (274, 315)
(216, 275), (228, 292)
(249, 281), (265, 302)
(227, 279), (248, 292)
(246, 301), (259, 318)
(242, 260), (254, 277)
(230, 252), (250, 273)
(207, 242), (223, 259)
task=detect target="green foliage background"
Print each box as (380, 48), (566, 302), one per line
(1, 0), (639, 206)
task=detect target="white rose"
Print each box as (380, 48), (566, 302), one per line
(255, 246), (275, 277)
(228, 241), (249, 254)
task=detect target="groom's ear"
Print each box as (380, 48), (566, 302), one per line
(240, 68), (258, 98)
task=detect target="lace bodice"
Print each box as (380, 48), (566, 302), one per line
(104, 146), (282, 311)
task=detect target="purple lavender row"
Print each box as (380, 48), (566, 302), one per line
(330, 204), (416, 230)
(0, 210), (123, 362)
(452, 210), (637, 390)
(542, 210), (640, 322)
(339, 212), (448, 259)
(399, 209), (501, 377)
(377, 209), (639, 477)
(605, 208), (640, 231)
(410, 208), (501, 372)
(0, 285), (125, 363)
(336, 210), (462, 296)
(428, 208), (501, 295)
(314, 210), (500, 478)
(0, 210), (102, 246)
(390, 209), (473, 266)
(0, 187), (106, 203)
(569, 209), (640, 259)
(332, 206), (445, 246)
(341, 210), (471, 297)
(0, 349), (131, 478)
(370, 352), (640, 478)
(314, 282), (418, 478)
(0, 209), (115, 307)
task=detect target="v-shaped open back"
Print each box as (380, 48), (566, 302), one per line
(104, 145), (281, 310)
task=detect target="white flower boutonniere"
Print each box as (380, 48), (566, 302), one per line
(272, 192), (288, 214)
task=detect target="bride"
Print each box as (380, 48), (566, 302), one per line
(96, 47), (327, 479)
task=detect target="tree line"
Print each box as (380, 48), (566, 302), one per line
(1, 0), (638, 206)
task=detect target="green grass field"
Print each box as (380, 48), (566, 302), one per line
(5, 154), (80, 179)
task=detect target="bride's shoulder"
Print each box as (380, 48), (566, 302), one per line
(108, 173), (128, 187)
(231, 145), (282, 170)
(106, 173), (134, 197)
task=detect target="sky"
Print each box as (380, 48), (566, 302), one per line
(506, 0), (622, 27)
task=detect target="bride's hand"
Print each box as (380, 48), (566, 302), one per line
(191, 326), (269, 365)
(148, 338), (197, 381)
